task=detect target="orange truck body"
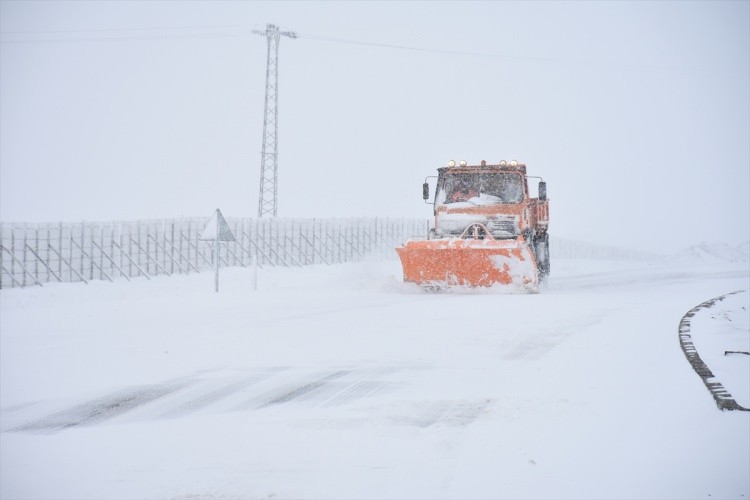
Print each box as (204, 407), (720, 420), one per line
(396, 160), (549, 291)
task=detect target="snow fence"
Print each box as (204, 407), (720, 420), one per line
(0, 218), (659, 289)
(0, 218), (427, 288)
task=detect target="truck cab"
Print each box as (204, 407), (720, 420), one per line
(425, 161), (548, 257)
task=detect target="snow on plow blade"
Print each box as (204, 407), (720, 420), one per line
(396, 237), (539, 291)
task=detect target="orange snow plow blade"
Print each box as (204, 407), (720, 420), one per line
(396, 236), (538, 291)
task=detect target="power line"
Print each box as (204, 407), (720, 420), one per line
(1, 24), (244, 35)
(1, 25), (657, 72)
(0, 25), (246, 44)
(296, 32), (558, 63)
(296, 31), (668, 73)
(0, 33), (240, 44)
(1, 23), (558, 64)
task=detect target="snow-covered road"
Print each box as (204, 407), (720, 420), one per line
(1, 257), (748, 499)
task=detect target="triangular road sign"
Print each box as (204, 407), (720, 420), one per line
(200, 209), (235, 241)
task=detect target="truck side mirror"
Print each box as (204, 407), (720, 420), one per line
(538, 181), (547, 201)
(422, 182), (430, 200)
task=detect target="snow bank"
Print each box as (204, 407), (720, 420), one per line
(668, 242), (750, 265)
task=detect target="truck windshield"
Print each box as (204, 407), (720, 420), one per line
(440, 173), (523, 204)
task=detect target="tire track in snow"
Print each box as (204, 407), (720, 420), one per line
(258, 370), (351, 408)
(12, 378), (194, 433)
(678, 290), (749, 412)
(320, 365), (404, 406)
(323, 380), (390, 406)
(160, 376), (268, 418)
(232, 366), (403, 410)
(7, 366), (418, 432)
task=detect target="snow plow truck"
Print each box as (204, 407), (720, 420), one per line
(396, 159), (549, 292)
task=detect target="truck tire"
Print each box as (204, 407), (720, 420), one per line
(534, 233), (550, 279)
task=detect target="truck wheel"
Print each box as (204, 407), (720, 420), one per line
(534, 233), (550, 279)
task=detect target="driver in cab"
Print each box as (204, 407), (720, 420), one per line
(448, 182), (478, 203)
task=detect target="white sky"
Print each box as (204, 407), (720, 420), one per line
(1, 1), (748, 253)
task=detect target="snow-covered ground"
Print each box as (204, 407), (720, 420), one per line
(1, 250), (748, 499)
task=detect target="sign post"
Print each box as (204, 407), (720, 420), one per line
(199, 209), (236, 292)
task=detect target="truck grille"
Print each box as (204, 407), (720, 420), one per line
(487, 216), (518, 237)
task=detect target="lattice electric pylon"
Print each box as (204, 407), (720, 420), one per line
(253, 23), (296, 218)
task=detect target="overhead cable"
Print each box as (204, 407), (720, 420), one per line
(295, 32), (557, 62)
(0, 25), (245, 44)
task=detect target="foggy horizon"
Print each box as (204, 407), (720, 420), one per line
(1, 1), (748, 254)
